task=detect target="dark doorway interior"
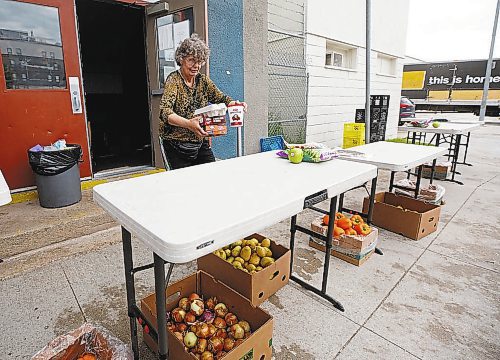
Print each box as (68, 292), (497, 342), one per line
(76, 0), (151, 173)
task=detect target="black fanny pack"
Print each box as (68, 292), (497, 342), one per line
(167, 139), (203, 160)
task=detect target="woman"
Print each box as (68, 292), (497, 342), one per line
(159, 34), (247, 169)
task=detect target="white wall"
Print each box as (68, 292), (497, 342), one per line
(305, 0), (410, 147)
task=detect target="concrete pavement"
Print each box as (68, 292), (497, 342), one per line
(0, 121), (499, 359)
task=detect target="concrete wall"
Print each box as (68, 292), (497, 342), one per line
(242, 0), (268, 155)
(305, 0), (410, 146)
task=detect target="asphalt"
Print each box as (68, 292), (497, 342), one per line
(0, 115), (499, 360)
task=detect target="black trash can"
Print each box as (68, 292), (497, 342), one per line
(28, 144), (83, 208)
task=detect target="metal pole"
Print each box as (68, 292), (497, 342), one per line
(479, 0), (499, 123)
(365, 0), (371, 143)
(237, 127), (243, 157)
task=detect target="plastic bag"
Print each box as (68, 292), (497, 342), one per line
(32, 323), (133, 360)
(28, 144), (82, 176)
(394, 179), (445, 204)
(285, 142), (327, 149)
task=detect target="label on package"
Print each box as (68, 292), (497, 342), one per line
(228, 105), (244, 127)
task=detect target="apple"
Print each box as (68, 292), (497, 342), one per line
(288, 148), (303, 164)
(432, 121), (440, 128)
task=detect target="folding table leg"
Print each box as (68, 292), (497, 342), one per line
(289, 215), (297, 275)
(389, 171), (395, 192)
(429, 158), (437, 185)
(460, 132), (472, 166)
(122, 227), (139, 360)
(445, 134), (464, 185)
(154, 253), (169, 360)
(414, 165), (423, 198)
(367, 177), (383, 256)
(338, 193), (344, 214)
(321, 197), (337, 293)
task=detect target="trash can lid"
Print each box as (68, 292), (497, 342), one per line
(0, 170), (12, 206)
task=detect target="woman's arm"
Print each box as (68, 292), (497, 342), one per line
(168, 113), (207, 138)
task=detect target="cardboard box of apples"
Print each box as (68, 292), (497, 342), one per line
(309, 212), (378, 266)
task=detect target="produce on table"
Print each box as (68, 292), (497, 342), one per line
(214, 237), (277, 274)
(322, 213), (372, 238)
(432, 121), (440, 128)
(288, 148), (304, 164)
(167, 294), (252, 359)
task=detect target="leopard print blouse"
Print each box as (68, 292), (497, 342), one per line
(159, 71), (232, 142)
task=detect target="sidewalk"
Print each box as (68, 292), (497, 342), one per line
(1, 126), (499, 359)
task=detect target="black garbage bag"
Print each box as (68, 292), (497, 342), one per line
(28, 144), (83, 176)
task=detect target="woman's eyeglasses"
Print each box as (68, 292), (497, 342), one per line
(185, 57), (206, 67)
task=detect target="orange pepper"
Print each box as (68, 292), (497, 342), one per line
(335, 212), (345, 220)
(354, 223), (371, 236)
(333, 226), (345, 238)
(336, 217), (352, 230)
(345, 228), (358, 236)
(350, 214), (364, 226)
(322, 214), (330, 226)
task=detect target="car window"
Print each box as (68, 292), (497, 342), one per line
(401, 97), (413, 105)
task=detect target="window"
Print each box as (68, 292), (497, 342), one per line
(0, 0), (67, 89)
(10, 59), (14, 65)
(55, 75), (60, 82)
(376, 53), (397, 76)
(54, 63), (58, 70)
(12, 73), (17, 80)
(47, 74), (52, 82)
(156, 8), (194, 88)
(325, 39), (357, 70)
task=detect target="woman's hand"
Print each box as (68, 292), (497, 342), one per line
(228, 100), (248, 112)
(187, 116), (208, 138)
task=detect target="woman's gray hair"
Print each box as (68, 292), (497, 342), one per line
(175, 33), (210, 66)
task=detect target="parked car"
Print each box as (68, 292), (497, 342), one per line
(399, 96), (416, 125)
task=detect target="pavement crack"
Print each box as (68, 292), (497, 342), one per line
(61, 265), (87, 323)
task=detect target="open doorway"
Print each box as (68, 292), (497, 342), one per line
(76, 0), (152, 174)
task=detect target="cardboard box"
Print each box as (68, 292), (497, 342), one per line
(309, 218), (378, 266)
(362, 192), (441, 240)
(197, 234), (290, 307)
(422, 164), (449, 180)
(308, 237), (376, 266)
(141, 271), (273, 359)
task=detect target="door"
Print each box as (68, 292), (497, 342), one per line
(145, 0), (207, 167)
(0, 0), (91, 190)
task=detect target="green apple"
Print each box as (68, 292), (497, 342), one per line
(288, 148), (303, 164)
(432, 121), (440, 128)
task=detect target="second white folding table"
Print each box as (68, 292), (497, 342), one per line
(399, 122), (480, 184)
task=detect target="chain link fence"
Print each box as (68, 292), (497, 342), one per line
(267, 2), (307, 144)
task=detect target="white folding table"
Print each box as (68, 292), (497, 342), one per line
(337, 142), (447, 222)
(93, 151), (378, 359)
(399, 123), (480, 184)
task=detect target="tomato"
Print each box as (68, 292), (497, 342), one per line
(337, 217), (352, 230)
(333, 226), (345, 238)
(335, 212), (345, 220)
(354, 223), (371, 236)
(322, 214), (329, 226)
(350, 214), (364, 226)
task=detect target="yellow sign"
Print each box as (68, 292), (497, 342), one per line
(402, 70), (426, 90)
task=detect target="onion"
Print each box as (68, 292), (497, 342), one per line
(185, 312), (197, 325)
(208, 336), (224, 353)
(195, 322), (210, 339)
(195, 338), (208, 354)
(184, 331), (198, 348)
(171, 308), (186, 323)
(234, 339), (244, 347)
(214, 303), (228, 318)
(178, 297), (191, 311)
(200, 310), (215, 324)
(224, 313), (238, 326)
(167, 322), (176, 332)
(207, 323), (217, 337)
(238, 320), (251, 333)
(229, 324), (245, 339)
(205, 297), (218, 310)
(201, 351), (214, 360)
(214, 328), (227, 339)
(190, 298), (205, 316)
(176, 323), (188, 332)
(213, 317), (226, 329)
(188, 293), (201, 301)
(223, 337), (235, 352)
(173, 331), (183, 342)
(215, 351), (227, 360)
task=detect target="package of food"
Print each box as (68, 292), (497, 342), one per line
(276, 148), (338, 162)
(32, 323), (132, 360)
(285, 142), (327, 149)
